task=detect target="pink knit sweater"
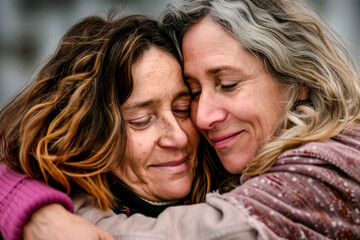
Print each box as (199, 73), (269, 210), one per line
(0, 164), (73, 240)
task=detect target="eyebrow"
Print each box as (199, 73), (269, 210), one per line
(122, 89), (191, 110)
(122, 100), (154, 110)
(207, 66), (234, 75)
(175, 89), (192, 99)
(184, 65), (243, 81)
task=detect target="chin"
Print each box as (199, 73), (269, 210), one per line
(162, 179), (192, 200)
(221, 157), (249, 174)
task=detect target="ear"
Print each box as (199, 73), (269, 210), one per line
(298, 86), (309, 100)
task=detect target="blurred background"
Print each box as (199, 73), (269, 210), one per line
(1, 0), (359, 108)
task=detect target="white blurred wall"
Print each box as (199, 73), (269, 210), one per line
(0, 0), (359, 108)
(0, 0), (172, 108)
(318, 0), (360, 64)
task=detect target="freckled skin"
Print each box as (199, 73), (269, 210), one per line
(112, 47), (199, 202)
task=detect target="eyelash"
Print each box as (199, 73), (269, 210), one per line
(221, 82), (238, 90)
(190, 91), (200, 101)
(190, 82), (238, 100)
(173, 108), (190, 118)
(189, 86), (201, 99)
(128, 106), (189, 129)
(129, 117), (152, 128)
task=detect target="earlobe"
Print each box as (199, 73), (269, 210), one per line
(298, 86), (309, 100)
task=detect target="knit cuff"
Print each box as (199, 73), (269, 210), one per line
(0, 168), (73, 240)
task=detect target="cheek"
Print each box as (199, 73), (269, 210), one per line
(258, 95), (287, 138)
(177, 116), (200, 153)
(180, 118), (200, 145)
(124, 131), (152, 169)
(189, 127), (200, 148)
(190, 102), (199, 127)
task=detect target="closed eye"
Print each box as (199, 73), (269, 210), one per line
(221, 82), (238, 90)
(129, 116), (152, 129)
(190, 91), (201, 101)
(172, 108), (190, 118)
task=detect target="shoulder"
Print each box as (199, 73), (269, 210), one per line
(274, 125), (360, 183)
(280, 126), (360, 159)
(226, 126), (360, 238)
(71, 193), (128, 225)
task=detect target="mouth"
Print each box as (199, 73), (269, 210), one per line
(150, 157), (188, 174)
(210, 131), (243, 149)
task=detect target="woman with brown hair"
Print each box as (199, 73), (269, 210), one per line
(2, 0), (360, 239)
(0, 12), (223, 240)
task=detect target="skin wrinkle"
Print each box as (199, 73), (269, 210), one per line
(183, 17), (289, 174)
(114, 47), (199, 202)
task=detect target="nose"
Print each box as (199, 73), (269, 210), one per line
(158, 113), (188, 149)
(194, 89), (227, 130)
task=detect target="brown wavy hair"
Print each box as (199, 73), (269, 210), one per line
(0, 12), (215, 210)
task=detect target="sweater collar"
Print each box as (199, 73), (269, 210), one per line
(109, 176), (185, 217)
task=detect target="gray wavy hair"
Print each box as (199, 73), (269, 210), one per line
(159, 0), (360, 177)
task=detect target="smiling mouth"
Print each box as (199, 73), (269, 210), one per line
(150, 157), (188, 174)
(210, 131), (243, 149)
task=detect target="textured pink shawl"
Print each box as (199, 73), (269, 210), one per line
(223, 126), (360, 239)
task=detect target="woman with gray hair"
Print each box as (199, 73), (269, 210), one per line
(2, 0), (360, 239)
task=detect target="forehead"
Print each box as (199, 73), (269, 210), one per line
(182, 17), (251, 78)
(182, 17), (239, 54)
(123, 47), (188, 106)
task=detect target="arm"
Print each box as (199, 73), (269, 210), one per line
(17, 131), (360, 239)
(72, 137), (360, 239)
(23, 203), (114, 240)
(72, 193), (264, 240)
(0, 163), (73, 240)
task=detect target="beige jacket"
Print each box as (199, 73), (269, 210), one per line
(72, 192), (264, 240)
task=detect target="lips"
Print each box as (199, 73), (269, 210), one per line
(210, 131), (243, 149)
(150, 157), (188, 174)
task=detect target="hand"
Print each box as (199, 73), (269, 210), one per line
(23, 203), (114, 240)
